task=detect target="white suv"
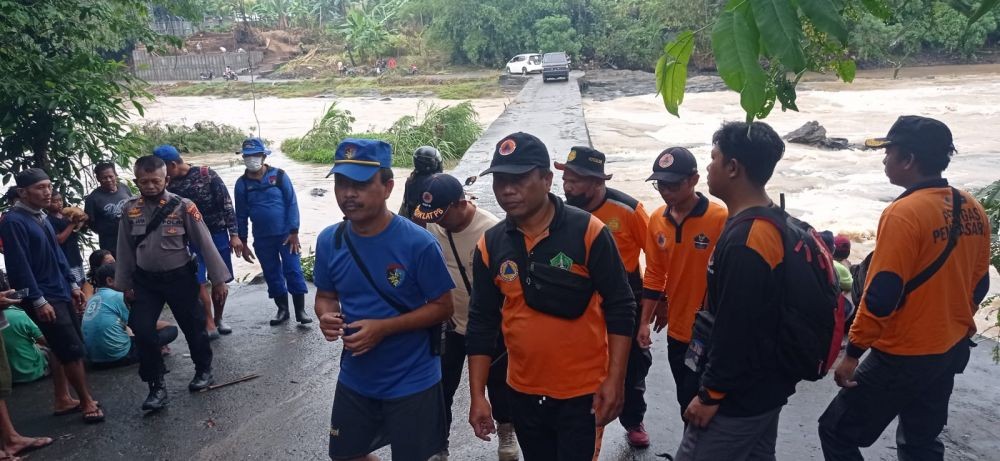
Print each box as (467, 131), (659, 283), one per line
(505, 54), (543, 75)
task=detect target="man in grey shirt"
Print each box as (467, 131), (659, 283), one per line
(115, 156), (230, 412)
(84, 162), (133, 253)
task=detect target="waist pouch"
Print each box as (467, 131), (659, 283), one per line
(521, 261), (594, 319)
(685, 310), (715, 372)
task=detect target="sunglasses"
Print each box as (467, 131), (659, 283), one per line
(651, 178), (688, 192)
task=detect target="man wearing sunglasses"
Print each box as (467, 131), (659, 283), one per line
(555, 146), (653, 448)
(638, 147), (728, 419)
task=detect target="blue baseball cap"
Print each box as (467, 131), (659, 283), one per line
(328, 138), (393, 181)
(241, 137), (271, 156)
(152, 145), (182, 162)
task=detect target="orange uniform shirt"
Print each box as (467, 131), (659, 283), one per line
(589, 188), (649, 273)
(468, 196), (636, 399)
(642, 194), (728, 342)
(849, 181), (992, 357)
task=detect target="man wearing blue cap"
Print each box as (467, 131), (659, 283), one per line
(154, 145), (241, 337)
(234, 138), (311, 326)
(314, 138), (455, 461)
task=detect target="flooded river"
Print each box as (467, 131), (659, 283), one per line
(135, 96), (508, 281)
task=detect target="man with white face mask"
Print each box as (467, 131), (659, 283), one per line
(234, 138), (311, 326)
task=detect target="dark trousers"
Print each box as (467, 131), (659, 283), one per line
(818, 339), (973, 461)
(131, 262), (213, 382)
(667, 337), (698, 417)
(441, 331), (513, 445)
(620, 281), (653, 429)
(510, 389), (596, 461)
(90, 327), (179, 370)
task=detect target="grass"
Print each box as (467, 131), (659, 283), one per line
(281, 101), (482, 167)
(131, 121), (261, 154)
(151, 75), (503, 100)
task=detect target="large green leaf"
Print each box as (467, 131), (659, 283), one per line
(751, 0), (806, 72)
(860, 0), (892, 21)
(656, 31), (695, 117)
(836, 59), (857, 82)
(712, 5), (768, 121)
(967, 0), (1000, 25)
(799, 0), (848, 44)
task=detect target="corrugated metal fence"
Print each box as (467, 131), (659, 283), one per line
(132, 50), (264, 81)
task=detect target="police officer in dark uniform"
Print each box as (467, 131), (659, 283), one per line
(115, 156), (231, 412)
(399, 146), (443, 221)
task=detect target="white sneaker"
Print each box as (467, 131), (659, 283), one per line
(497, 423), (519, 461)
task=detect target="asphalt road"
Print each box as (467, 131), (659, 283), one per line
(9, 283), (1000, 460)
(9, 71), (1000, 461)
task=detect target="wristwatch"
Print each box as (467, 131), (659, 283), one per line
(698, 388), (723, 406)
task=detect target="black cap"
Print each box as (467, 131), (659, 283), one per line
(554, 146), (612, 180)
(864, 115), (955, 157)
(413, 174), (465, 223)
(15, 168), (50, 188)
(479, 132), (550, 176)
(647, 147), (697, 182)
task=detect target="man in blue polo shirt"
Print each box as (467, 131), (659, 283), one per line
(314, 138), (455, 461)
(234, 138), (311, 326)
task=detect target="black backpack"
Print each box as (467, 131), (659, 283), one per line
(731, 207), (845, 382)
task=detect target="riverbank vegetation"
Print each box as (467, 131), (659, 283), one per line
(975, 179), (1000, 361)
(152, 75), (502, 99)
(132, 121), (258, 154)
(282, 101), (481, 167)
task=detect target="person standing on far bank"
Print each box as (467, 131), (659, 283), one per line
(115, 155), (231, 412)
(234, 138), (312, 326)
(818, 116), (991, 461)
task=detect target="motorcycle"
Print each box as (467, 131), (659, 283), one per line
(223, 67), (238, 81)
(199, 71), (214, 80)
(407, 65), (419, 76)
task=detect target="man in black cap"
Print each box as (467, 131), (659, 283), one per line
(412, 174), (518, 460)
(638, 147), (728, 421)
(0, 168), (105, 423)
(467, 132), (636, 460)
(819, 116), (991, 461)
(555, 146), (654, 448)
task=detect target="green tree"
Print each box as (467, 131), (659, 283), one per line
(338, 0), (407, 63)
(534, 15), (582, 58)
(0, 0), (164, 202)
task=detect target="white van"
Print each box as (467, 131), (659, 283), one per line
(505, 53), (543, 75)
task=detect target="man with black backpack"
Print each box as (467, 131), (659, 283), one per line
(314, 139), (455, 461)
(676, 121), (830, 461)
(115, 156), (231, 411)
(155, 145), (242, 338)
(819, 116), (992, 461)
(235, 138), (312, 326)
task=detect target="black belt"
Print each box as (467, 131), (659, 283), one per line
(136, 259), (196, 281)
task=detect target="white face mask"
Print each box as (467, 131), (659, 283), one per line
(244, 156), (264, 172)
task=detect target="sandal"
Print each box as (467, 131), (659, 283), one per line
(82, 406), (106, 424)
(53, 404), (81, 416)
(11, 436), (53, 456)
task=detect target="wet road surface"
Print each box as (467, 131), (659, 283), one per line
(8, 283), (1000, 460)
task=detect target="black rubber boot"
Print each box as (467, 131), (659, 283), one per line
(142, 378), (169, 411)
(270, 295), (290, 326)
(292, 293), (313, 324)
